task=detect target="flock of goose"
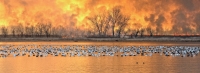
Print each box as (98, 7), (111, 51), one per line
(0, 45), (199, 58)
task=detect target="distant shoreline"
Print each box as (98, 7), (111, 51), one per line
(0, 37), (200, 42)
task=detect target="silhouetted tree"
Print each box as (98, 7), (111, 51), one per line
(35, 23), (44, 37)
(30, 25), (35, 37)
(88, 14), (110, 37)
(51, 27), (57, 36)
(43, 23), (52, 38)
(109, 7), (122, 37)
(25, 24), (30, 37)
(146, 27), (153, 37)
(134, 29), (139, 37)
(10, 25), (16, 37)
(57, 25), (65, 37)
(88, 6), (130, 38)
(12, 29), (15, 37)
(116, 16), (130, 38)
(88, 15), (102, 36)
(140, 29), (145, 37)
(16, 23), (24, 37)
(1, 26), (8, 38)
(122, 28), (131, 38)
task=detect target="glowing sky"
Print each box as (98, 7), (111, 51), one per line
(0, 0), (200, 34)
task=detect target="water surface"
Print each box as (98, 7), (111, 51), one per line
(0, 42), (199, 73)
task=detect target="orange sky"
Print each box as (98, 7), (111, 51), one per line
(0, 0), (200, 34)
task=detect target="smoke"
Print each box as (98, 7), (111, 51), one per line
(194, 13), (200, 33)
(155, 14), (165, 34)
(145, 14), (166, 34)
(171, 9), (191, 34)
(0, 0), (200, 34)
(175, 0), (195, 11)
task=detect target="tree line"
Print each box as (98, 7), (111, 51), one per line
(87, 6), (154, 38)
(0, 6), (155, 38)
(0, 23), (65, 38)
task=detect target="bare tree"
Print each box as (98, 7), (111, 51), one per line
(43, 23), (52, 38)
(35, 23), (44, 37)
(30, 25), (35, 37)
(100, 14), (110, 36)
(88, 15), (101, 36)
(23, 24), (35, 38)
(1, 26), (8, 38)
(10, 25), (16, 37)
(88, 6), (129, 38)
(57, 25), (65, 37)
(88, 13), (110, 37)
(109, 7), (122, 37)
(140, 29), (145, 37)
(12, 29), (15, 37)
(131, 23), (142, 38)
(89, 16), (99, 36)
(122, 28), (131, 38)
(51, 26), (57, 36)
(134, 29), (140, 37)
(146, 27), (153, 37)
(16, 23), (24, 37)
(25, 24), (30, 37)
(116, 16), (130, 38)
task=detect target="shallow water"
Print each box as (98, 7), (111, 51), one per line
(0, 42), (200, 73)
